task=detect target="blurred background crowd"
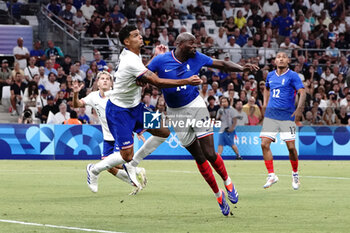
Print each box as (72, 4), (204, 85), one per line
(0, 0), (350, 126)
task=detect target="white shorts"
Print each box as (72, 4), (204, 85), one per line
(167, 95), (213, 147)
(260, 117), (296, 142)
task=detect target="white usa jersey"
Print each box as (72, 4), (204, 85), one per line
(110, 48), (148, 108)
(81, 91), (114, 141)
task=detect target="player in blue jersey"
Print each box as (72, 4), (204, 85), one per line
(147, 32), (259, 216)
(260, 51), (306, 190)
(85, 25), (202, 193)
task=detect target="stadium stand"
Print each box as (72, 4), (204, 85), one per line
(0, 0), (350, 126)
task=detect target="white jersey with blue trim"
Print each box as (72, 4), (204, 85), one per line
(147, 50), (213, 108)
(109, 48), (148, 108)
(81, 91), (114, 141)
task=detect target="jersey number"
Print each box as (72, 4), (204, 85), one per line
(176, 85), (187, 91)
(272, 89), (280, 98)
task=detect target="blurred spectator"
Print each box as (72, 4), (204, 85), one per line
(325, 41), (340, 63)
(23, 81), (38, 109)
(192, 15), (205, 35)
(96, 0), (111, 17)
(110, 4), (127, 30)
(222, 0), (234, 21)
(210, 0), (224, 20)
(279, 37), (299, 58)
(136, 0), (151, 18)
(73, 9), (87, 31)
(45, 72), (60, 97)
(10, 72), (26, 116)
(142, 92), (155, 110)
(64, 110), (82, 124)
(59, 2), (74, 26)
(301, 111), (314, 125)
(0, 59), (12, 103)
(30, 40), (46, 67)
(149, 87), (159, 107)
(311, 0), (324, 17)
(243, 96), (261, 121)
(242, 37), (257, 60)
(235, 100), (248, 126)
(340, 92), (350, 108)
(80, 56), (89, 73)
(61, 0), (77, 14)
(40, 94), (58, 123)
(54, 103), (70, 124)
(234, 10), (246, 29)
(49, 55), (60, 70)
(61, 55), (72, 75)
(248, 106), (259, 125)
(174, 0), (193, 20)
(45, 40), (64, 60)
(80, 0), (96, 21)
(225, 36), (241, 63)
(24, 57), (39, 83)
(258, 40), (276, 65)
(77, 106), (90, 124)
(273, 8), (294, 45)
(263, 0), (279, 17)
(322, 107), (340, 125)
(69, 64), (83, 82)
(18, 107), (33, 124)
(90, 108), (99, 124)
(44, 60), (58, 76)
(47, 0), (61, 16)
(13, 37), (30, 70)
(11, 62), (24, 80)
(214, 27), (227, 49)
(93, 51), (106, 71)
(8, 0), (22, 20)
(338, 105), (349, 125)
(36, 89), (48, 118)
(321, 66), (336, 83)
(158, 28), (169, 46)
(0, 0), (8, 12)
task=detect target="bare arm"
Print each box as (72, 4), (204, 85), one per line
(210, 59), (260, 73)
(228, 117), (237, 132)
(292, 88), (306, 118)
(72, 81), (85, 108)
(138, 70), (202, 88)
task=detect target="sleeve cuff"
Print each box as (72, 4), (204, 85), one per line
(136, 69), (148, 80)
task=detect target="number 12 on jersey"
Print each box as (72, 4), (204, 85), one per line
(272, 89), (280, 98)
(176, 85), (187, 91)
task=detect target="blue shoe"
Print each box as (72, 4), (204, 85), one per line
(225, 183), (239, 204)
(217, 189), (230, 216)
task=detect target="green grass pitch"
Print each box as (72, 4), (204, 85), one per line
(0, 160), (349, 233)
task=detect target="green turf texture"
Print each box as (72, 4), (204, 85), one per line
(0, 160), (349, 233)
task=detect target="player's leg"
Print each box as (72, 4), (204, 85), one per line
(185, 138), (230, 216)
(129, 126), (169, 168)
(260, 118), (279, 189)
(90, 101), (140, 187)
(231, 145), (242, 159)
(217, 145), (223, 156)
(281, 121), (299, 190)
(198, 134), (238, 204)
(230, 131), (242, 159)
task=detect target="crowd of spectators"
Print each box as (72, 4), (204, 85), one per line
(1, 0), (350, 126)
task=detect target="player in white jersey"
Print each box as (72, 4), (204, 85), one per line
(86, 25), (202, 190)
(72, 71), (146, 195)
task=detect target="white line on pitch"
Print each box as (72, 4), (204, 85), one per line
(0, 219), (125, 233)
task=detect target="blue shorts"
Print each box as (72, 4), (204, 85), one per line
(218, 131), (236, 146)
(101, 140), (115, 159)
(106, 100), (150, 150)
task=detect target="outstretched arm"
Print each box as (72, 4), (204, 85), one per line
(210, 59), (260, 73)
(138, 70), (202, 88)
(72, 81), (85, 108)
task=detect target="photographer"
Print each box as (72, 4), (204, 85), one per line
(216, 97), (242, 160)
(18, 107), (33, 124)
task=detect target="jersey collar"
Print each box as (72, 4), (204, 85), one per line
(171, 50), (182, 64)
(275, 68), (289, 77)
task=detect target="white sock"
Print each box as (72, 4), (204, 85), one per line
(214, 191), (221, 198)
(130, 136), (166, 167)
(92, 151), (126, 174)
(116, 170), (132, 185)
(135, 167), (141, 174)
(224, 177), (232, 186)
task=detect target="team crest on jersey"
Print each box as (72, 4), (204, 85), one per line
(282, 79), (285, 85)
(144, 110), (161, 129)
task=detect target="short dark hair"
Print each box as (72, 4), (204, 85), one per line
(119, 25), (137, 46)
(70, 111), (78, 119)
(207, 95), (216, 102)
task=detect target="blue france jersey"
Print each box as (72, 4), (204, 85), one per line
(265, 69), (304, 121)
(147, 50), (213, 108)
